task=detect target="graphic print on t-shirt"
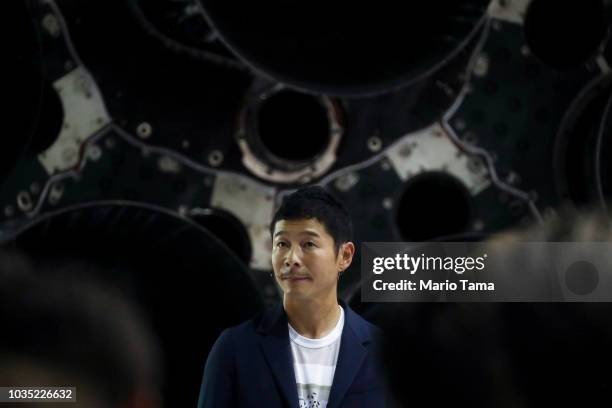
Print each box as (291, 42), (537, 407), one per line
(289, 306), (344, 408)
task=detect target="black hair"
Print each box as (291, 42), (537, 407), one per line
(269, 185), (353, 254)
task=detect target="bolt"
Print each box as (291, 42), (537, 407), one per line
(473, 53), (489, 77)
(87, 145), (102, 161)
(208, 150), (224, 167)
(49, 183), (65, 206)
(177, 205), (189, 217)
(42, 14), (60, 37)
(137, 122), (153, 139)
(454, 119), (467, 131)
(367, 136), (382, 152)
(16, 191), (33, 212)
(505, 171), (520, 185)
(520, 46), (530, 57)
(334, 172), (359, 192)
(158, 156), (181, 173)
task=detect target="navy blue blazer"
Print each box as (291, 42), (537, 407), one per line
(197, 300), (388, 408)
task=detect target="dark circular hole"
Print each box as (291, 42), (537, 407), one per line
(524, 0), (606, 70)
(395, 172), (472, 241)
(257, 91), (330, 163)
(190, 208), (252, 265)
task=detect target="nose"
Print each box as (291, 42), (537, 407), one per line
(284, 247), (302, 268)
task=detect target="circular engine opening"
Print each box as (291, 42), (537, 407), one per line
(395, 172), (473, 242)
(524, 0), (606, 70)
(257, 90), (331, 164)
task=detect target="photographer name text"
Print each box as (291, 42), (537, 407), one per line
(373, 279), (494, 291)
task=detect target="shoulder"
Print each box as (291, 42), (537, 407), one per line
(207, 317), (257, 364)
(215, 307), (273, 345)
(344, 306), (383, 342)
(217, 318), (255, 343)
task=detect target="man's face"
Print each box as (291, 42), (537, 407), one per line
(271, 218), (352, 301)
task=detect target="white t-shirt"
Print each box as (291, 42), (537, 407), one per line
(288, 306), (344, 408)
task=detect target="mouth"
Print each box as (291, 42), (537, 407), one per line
(282, 275), (312, 281)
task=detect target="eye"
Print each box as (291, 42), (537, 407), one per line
(276, 241), (288, 248)
(304, 241), (317, 248)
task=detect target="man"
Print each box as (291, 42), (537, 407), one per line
(198, 186), (387, 407)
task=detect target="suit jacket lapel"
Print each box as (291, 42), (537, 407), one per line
(327, 305), (369, 408)
(259, 304), (299, 408)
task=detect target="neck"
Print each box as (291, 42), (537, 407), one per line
(283, 294), (341, 339)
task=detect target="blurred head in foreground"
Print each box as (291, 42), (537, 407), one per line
(380, 207), (612, 407)
(0, 252), (163, 408)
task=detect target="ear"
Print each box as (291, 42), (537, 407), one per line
(337, 241), (355, 272)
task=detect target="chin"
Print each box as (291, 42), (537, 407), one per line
(284, 289), (313, 299)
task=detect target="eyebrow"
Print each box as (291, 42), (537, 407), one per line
(273, 230), (321, 238)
